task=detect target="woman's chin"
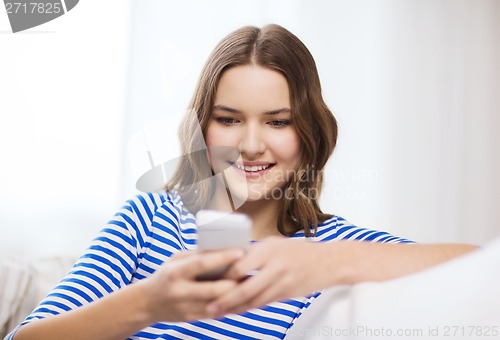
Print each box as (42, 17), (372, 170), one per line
(224, 182), (286, 206)
(226, 188), (264, 206)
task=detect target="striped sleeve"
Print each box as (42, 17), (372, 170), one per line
(292, 215), (415, 244)
(5, 192), (167, 339)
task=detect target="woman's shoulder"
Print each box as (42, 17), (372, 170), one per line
(116, 190), (194, 233)
(123, 190), (186, 217)
(117, 190), (197, 250)
(292, 215), (414, 244)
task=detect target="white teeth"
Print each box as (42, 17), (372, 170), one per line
(235, 164), (272, 172)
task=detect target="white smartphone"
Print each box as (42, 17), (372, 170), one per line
(195, 210), (252, 280)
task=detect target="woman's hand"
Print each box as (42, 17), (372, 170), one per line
(206, 237), (335, 317)
(138, 248), (245, 323)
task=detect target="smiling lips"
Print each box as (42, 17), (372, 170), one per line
(232, 162), (275, 176)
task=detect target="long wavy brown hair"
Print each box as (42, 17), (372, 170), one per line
(166, 24), (338, 237)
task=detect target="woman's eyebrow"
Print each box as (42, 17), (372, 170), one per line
(212, 105), (242, 114)
(212, 104), (291, 115)
(264, 108), (291, 116)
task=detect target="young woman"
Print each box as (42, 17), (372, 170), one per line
(9, 24), (476, 340)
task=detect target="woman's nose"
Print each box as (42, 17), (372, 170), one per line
(238, 123), (266, 156)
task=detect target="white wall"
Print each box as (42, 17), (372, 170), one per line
(371, 0), (500, 243)
(0, 0), (132, 258)
(1, 0), (499, 260)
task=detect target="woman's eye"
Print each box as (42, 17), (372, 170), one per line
(268, 120), (291, 128)
(216, 117), (239, 126)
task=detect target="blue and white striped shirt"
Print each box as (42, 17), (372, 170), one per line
(7, 190), (412, 340)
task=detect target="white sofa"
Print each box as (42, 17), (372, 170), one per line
(0, 257), (75, 338)
(286, 237), (500, 339)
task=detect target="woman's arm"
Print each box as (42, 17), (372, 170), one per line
(13, 278), (152, 340)
(207, 239), (478, 317)
(13, 249), (244, 340)
(326, 241), (478, 285)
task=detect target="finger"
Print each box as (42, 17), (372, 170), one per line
(169, 250), (197, 263)
(171, 248), (244, 280)
(180, 300), (210, 321)
(223, 246), (264, 281)
(207, 266), (277, 317)
(224, 237), (287, 280)
(223, 259), (253, 281)
(173, 279), (239, 302)
(171, 300), (217, 322)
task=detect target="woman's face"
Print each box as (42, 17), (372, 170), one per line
(206, 65), (301, 205)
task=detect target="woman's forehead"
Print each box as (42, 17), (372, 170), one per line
(214, 65), (291, 113)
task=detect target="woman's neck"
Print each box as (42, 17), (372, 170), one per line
(235, 199), (284, 240)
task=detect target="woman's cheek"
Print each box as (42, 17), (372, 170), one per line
(271, 133), (300, 159)
(206, 126), (239, 147)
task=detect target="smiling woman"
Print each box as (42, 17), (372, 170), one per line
(8, 24), (477, 340)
